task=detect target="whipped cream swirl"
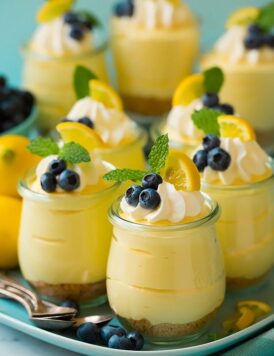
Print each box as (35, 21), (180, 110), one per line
(121, 181), (205, 223)
(67, 97), (136, 146)
(215, 26), (274, 64)
(30, 17), (92, 57)
(202, 138), (270, 185)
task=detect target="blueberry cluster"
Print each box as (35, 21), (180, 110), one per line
(64, 12), (93, 41)
(126, 173), (162, 209)
(61, 116), (94, 129)
(77, 323), (144, 350)
(114, 0), (134, 17)
(202, 92), (235, 115)
(40, 159), (80, 193)
(0, 75), (35, 133)
(244, 24), (274, 50)
(193, 135), (231, 172)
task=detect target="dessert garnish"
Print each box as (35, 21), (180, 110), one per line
(114, 0), (134, 17)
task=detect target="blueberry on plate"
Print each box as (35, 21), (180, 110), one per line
(59, 169), (80, 191)
(193, 150), (208, 172)
(40, 172), (57, 193)
(114, 0), (134, 17)
(244, 34), (264, 49)
(76, 322), (99, 344)
(202, 135), (220, 151)
(215, 103), (234, 115)
(202, 93), (219, 108)
(48, 159), (67, 176)
(70, 25), (84, 41)
(78, 117), (94, 129)
(61, 300), (80, 315)
(139, 188), (161, 209)
(125, 185), (143, 207)
(142, 173), (163, 190)
(127, 331), (145, 351)
(207, 147), (231, 171)
(100, 325), (126, 345)
(108, 335), (134, 350)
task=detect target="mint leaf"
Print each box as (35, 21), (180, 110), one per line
(59, 142), (90, 164)
(203, 67), (224, 94)
(73, 65), (98, 100)
(104, 169), (147, 182)
(28, 137), (59, 157)
(256, 2), (274, 31)
(191, 108), (221, 136)
(148, 134), (169, 173)
(76, 10), (102, 28)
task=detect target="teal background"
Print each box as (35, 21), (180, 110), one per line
(0, 0), (269, 86)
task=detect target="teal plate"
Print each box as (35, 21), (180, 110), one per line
(0, 270), (273, 356)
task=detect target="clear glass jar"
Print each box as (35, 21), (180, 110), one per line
(203, 170), (274, 289)
(107, 195), (225, 344)
(18, 170), (120, 306)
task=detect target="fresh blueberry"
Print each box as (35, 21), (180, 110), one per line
(142, 173), (163, 190)
(139, 188), (161, 210)
(48, 159), (67, 176)
(64, 12), (79, 24)
(78, 117), (94, 128)
(202, 93), (219, 108)
(108, 335), (134, 350)
(202, 135), (221, 151)
(70, 25), (84, 40)
(215, 103), (234, 115)
(40, 172), (57, 193)
(76, 322), (99, 344)
(20, 90), (35, 108)
(114, 0), (134, 17)
(244, 34), (264, 49)
(0, 76), (6, 87)
(193, 150), (208, 172)
(125, 185), (143, 207)
(59, 169), (80, 191)
(100, 325), (126, 345)
(61, 300), (80, 315)
(248, 24), (263, 35)
(127, 331), (145, 351)
(264, 33), (274, 48)
(207, 147), (231, 171)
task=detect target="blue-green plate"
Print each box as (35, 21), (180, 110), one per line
(0, 270), (273, 355)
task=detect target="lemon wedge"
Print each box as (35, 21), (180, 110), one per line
(172, 73), (205, 107)
(218, 115), (256, 142)
(235, 306), (255, 330)
(237, 300), (272, 314)
(37, 0), (74, 23)
(226, 7), (260, 29)
(89, 80), (123, 111)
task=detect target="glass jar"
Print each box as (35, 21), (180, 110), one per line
(18, 170), (120, 306)
(107, 195), (225, 344)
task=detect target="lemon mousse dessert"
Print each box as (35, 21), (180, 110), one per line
(111, 0), (199, 116)
(191, 109), (274, 289)
(18, 136), (120, 304)
(22, 0), (108, 132)
(106, 135), (225, 343)
(202, 3), (274, 150)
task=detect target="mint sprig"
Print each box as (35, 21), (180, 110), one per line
(73, 65), (98, 100)
(76, 10), (102, 28)
(256, 2), (274, 32)
(28, 137), (59, 157)
(203, 67), (224, 94)
(191, 108), (221, 136)
(104, 169), (147, 182)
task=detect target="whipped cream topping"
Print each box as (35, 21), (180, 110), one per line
(30, 17), (92, 57)
(215, 26), (274, 64)
(121, 181), (205, 223)
(33, 154), (112, 194)
(202, 138), (270, 185)
(67, 97), (136, 146)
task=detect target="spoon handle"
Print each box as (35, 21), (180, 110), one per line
(0, 287), (33, 317)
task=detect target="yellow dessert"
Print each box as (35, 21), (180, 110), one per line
(22, 0), (108, 132)
(201, 4), (274, 150)
(105, 136), (225, 343)
(18, 136), (120, 303)
(111, 0), (199, 116)
(191, 111), (274, 288)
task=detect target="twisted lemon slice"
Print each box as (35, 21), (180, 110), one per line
(172, 73), (205, 107)
(226, 7), (260, 29)
(89, 80), (123, 111)
(37, 0), (74, 23)
(218, 115), (256, 142)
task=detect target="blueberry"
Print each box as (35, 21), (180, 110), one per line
(76, 322), (99, 344)
(142, 173), (163, 190)
(61, 300), (80, 315)
(70, 25), (84, 41)
(202, 135), (221, 151)
(0, 76), (6, 87)
(40, 172), (57, 193)
(20, 90), (35, 108)
(78, 117), (94, 129)
(244, 34), (264, 49)
(264, 34), (274, 48)
(193, 150), (208, 172)
(139, 188), (161, 210)
(127, 331), (145, 351)
(207, 147), (231, 171)
(108, 335), (134, 350)
(248, 24), (263, 35)
(64, 12), (79, 24)
(202, 93), (219, 108)
(59, 169), (80, 191)
(48, 159), (67, 176)
(125, 185), (143, 207)
(114, 0), (134, 17)
(100, 325), (126, 345)
(215, 103), (234, 115)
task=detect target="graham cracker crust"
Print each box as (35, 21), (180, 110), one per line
(122, 307), (218, 338)
(122, 94), (171, 116)
(226, 270), (271, 290)
(30, 279), (106, 302)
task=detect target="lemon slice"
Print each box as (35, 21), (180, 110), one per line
(237, 300), (272, 314)
(218, 115), (256, 142)
(37, 0), (74, 23)
(235, 306), (255, 330)
(89, 80), (123, 111)
(56, 122), (103, 152)
(172, 73), (205, 107)
(226, 7), (260, 29)
(162, 149), (200, 191)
